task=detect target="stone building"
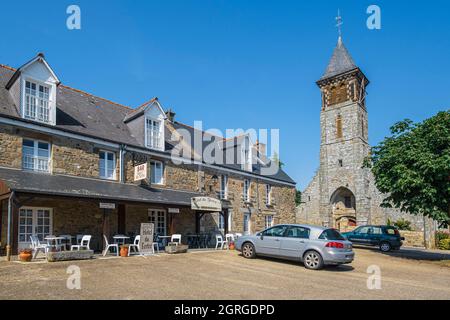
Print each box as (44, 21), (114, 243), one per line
(297, 36), (434, 244)
(0, 54), (296, 256)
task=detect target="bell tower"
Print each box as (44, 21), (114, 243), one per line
(315, 16), (372, 228)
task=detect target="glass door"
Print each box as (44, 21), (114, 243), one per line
(18, 208), (53, 249)
(148, 209), (167, 236)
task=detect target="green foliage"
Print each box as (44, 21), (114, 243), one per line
(438, 239), (450, 250)
(366, 111), (450, 226)
(295, 190), (302, 206)
(435, 231), (450, 244)
(392, 218), (412, 231)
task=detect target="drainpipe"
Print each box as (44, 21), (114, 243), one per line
(6, 191), (15, 262)
(119, 145), (127, 183)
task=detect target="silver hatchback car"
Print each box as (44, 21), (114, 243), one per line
(235, 224), (355, 270)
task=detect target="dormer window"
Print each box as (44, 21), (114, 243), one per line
(25, 80), (51, 123)
(6, 54), (60, 126)
(146, 118), (163, 150)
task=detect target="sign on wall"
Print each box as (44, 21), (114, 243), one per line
(140, 223), (155, 255)
(99, 203), (115, 210)
(168, 208), (180, 214)
(191, 197), (222, 212)
(134, 163), (148, 181)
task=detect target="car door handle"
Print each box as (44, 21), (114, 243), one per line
(274, 239), (280, 242)
(299, 241), (305, 244)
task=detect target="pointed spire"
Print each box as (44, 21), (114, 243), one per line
(321, 33), (357, 80)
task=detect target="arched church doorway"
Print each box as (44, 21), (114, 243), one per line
(330, 187), (356, 231)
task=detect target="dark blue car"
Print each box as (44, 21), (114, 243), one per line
(342, 225), (405, 252)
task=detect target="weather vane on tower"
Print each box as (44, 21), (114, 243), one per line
(336, 9), (343, 38)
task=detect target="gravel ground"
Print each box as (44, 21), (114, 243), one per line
(0, 248), (449, 300)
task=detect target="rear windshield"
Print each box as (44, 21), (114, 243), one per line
(384, 228), (397, 235)
(319, 229), (345, 241)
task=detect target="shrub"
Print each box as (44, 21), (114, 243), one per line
(435, 231), (450, 247)
(393, 218), (412, 231)
(438, 239), (450, 250)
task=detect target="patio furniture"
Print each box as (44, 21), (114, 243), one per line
(30, 235), (48, 259)
(76, 234), (84, 245)
(59, 235), (74, 250)
(171, 234), (182, 245)
(215, 235), (227, 250)
(158, 235), (171, 247)
(71, 235), (91, 251)
(113, 234), (130, 245)
(128, 235), (141, 256)
(102, 235), (119, 257)
(45, 236), (66, 252)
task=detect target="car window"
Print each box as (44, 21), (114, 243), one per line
(319, 229), (345, 240)
(372, 227), (382, 235)
(262, 226), (287, 237)
(385, 228), (396, 235)
(356, 226), (370, 234)
(286, 226), (310, 239)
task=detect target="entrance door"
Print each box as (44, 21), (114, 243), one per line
(18, 207), (52, 249)
(243, 213), (251, 235)
(148, 209), (167, 236)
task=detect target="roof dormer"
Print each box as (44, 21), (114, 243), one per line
(124, 98), (167, 151)
(6, 53), (60, 126)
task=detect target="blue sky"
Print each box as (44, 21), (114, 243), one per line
(1, 0), (449, 189)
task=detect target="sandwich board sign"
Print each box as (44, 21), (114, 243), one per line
(140, 223), (155, 255)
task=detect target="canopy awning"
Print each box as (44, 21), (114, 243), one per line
(0, 167), (201, 206)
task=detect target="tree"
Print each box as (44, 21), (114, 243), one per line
(295, 190), (302, 206)
(365, 111), (450, 226)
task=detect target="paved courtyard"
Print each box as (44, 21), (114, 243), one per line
(0, 248), (449, 300)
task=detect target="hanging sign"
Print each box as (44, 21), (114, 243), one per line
(191, 197), (222, 212)
(134, 163), (148, 181)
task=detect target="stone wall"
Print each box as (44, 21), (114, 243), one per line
(0, 125), (22, 169)
(401, 230), (425, 248)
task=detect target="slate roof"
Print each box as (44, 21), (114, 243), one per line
(321, 36), (358, 80)
(0, 61), (296, 186)
(0, 167), (200, 205)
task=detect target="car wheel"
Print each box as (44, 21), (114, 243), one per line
(242, 242), (256, 259)
(380, 242), (392, 252)
(303, 251), (324, 270)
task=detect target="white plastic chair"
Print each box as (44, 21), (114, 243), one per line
(102, 235), (119, 256)
(76, 234), (83, 245)
(171, 234), (182, 244)
(128, 235), (141, 256)
(59, 235), (73, 251)
(30, 235), (48, 259)
(71, 235), (91, 251)
(215, 234), (227, 250)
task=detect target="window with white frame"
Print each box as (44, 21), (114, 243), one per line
(265, 215), (274, 229)
(243, 179), (250, 202)
(148, 209), (166, 236)
(150, 160), (164, 185)
(220, 175), (228, 200)
(99, 151), (116, 180)
(146, 118), (163, 150)
(24, 80), (51, 123)
(265, 184), (272, 205)
(22, 139), (51, 173)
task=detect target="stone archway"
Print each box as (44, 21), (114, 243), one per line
(330, 187), (356, 231)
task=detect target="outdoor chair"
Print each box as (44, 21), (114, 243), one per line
(76, 234), (83, 245)
(171, 234), (182, 244)
(102, 235), (119, 257)
(71, 235), (91, 251)
(59, 235), (73, 250)
(30, 235), (48, 259)
(128, 235), (141, 256)
(215, 235), (227, 250)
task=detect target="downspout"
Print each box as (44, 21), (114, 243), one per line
(6, 191), (15, 262)
(119, 145), (127, 183)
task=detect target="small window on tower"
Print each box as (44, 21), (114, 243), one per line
(336, 115), (343, 139)
(344, 196), (352, 208)
(338, 159), (343, 167)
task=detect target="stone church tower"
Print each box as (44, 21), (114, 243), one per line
(298, 35), (428, 233)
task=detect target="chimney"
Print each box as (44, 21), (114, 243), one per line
(165, 109), (176, 122)
(255, 140), (266, 156)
